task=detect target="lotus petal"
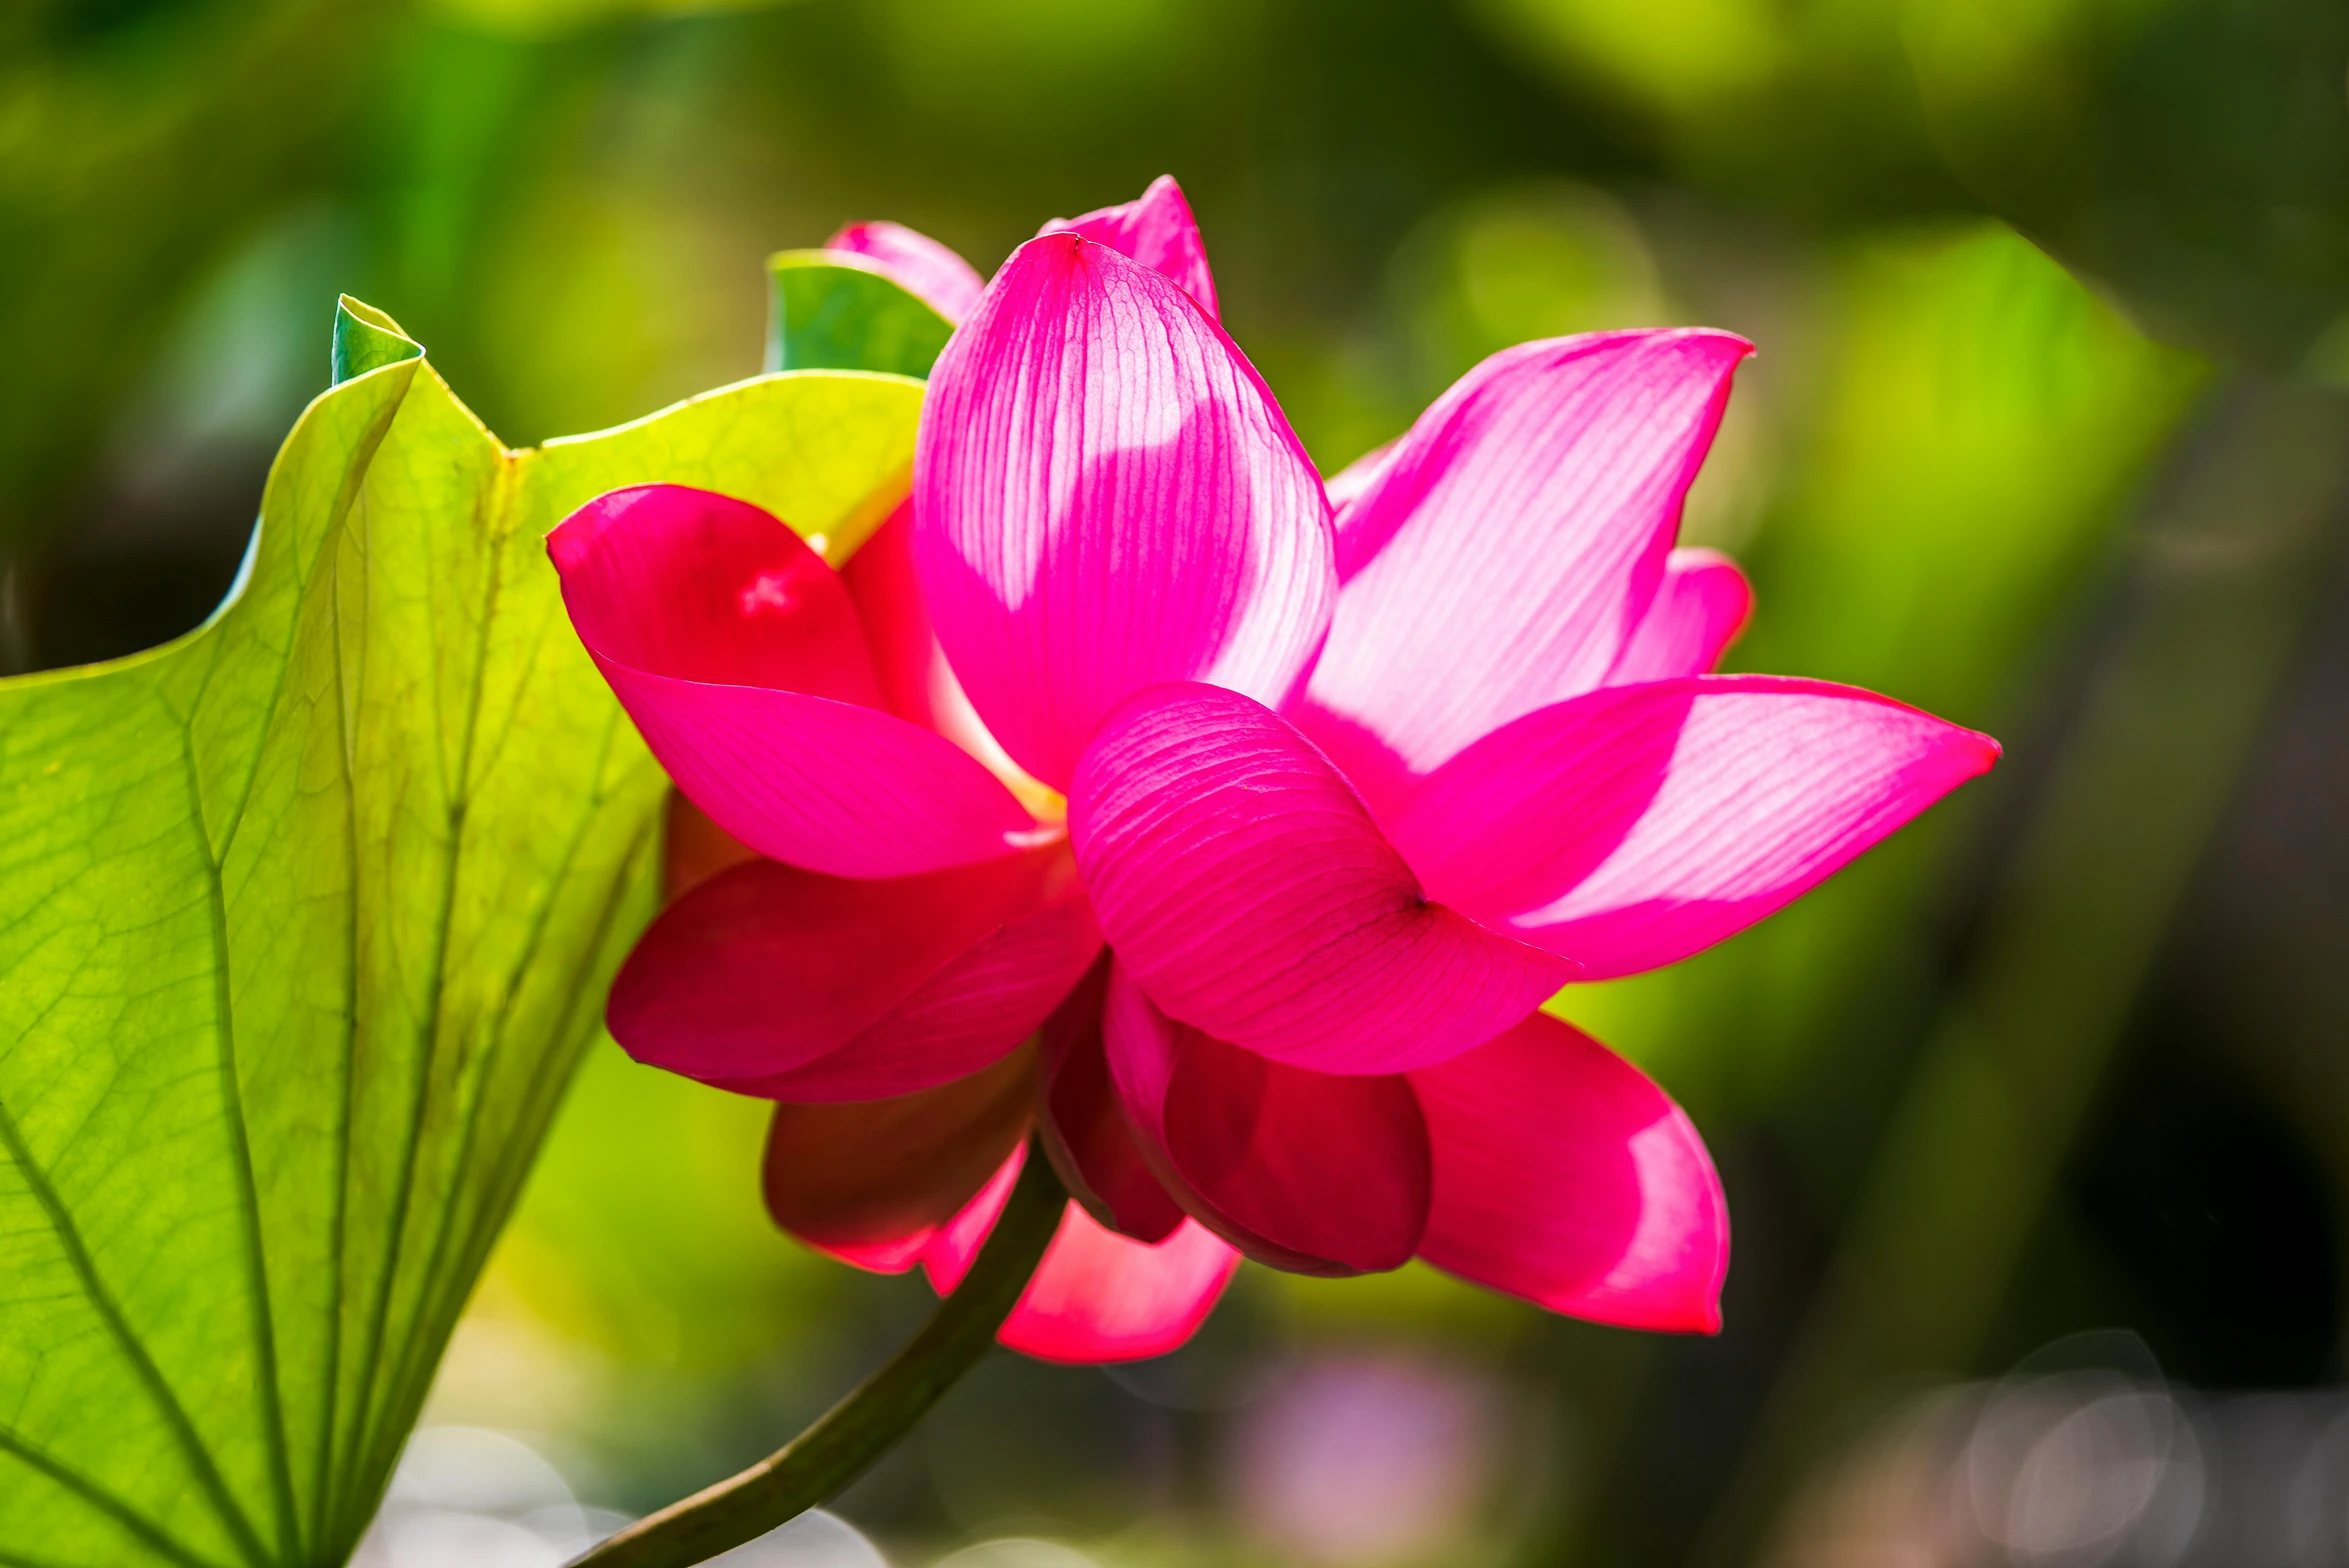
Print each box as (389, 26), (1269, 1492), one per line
(1605, 547), (1753, 684)
(552, 483), (1037, 877)
(552, 482), (881, 702)
(1040, 174), (1219, 318)
(826, 219), (986, 323)
(760, 1049), (1037, 1271)
(1304, 330), (1751, 776)
(1386, 676), (2000, 980)
(915, 234), (1334, 791)
(608, 847), (1097, 1096)
(923, 1145), (1241, 1363)
(1037, 958), (1186, 1244)
(1070, 683), (1571, 1074)
(841, 503), (1057, 816)
(1103, 969), (1432, 1276)
(1410, 1011), (1727, 1332)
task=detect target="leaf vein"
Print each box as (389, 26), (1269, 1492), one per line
(0, 1092), (273, 1568)
(0, 1421), (225, 1568)
(179, 730), (301, 1566)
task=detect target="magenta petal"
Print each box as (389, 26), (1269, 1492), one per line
(725, 916), (1099, 1102)
(998, 1209), (1241, 1364)
(1070, 684), (1572, 1075)
(1039, 174), (1219, 317)
(551, 483), (882, 702)
(608, 848), (1098, 1096)
(825, 219), (986, 323)
(1103, 968), (1432, 1276)
(746, 890), (1102, 1102)
(1410, 1011), (1727, 1331)
(596, 672), (1040, 878)
(1038, 958), (1187, 1244)
(760, 1050), (1034, 1271)
(914, 233), (1335, 792)
(1605, 547), (1752, 684)
(1387, 676), (2000, 980)
(552, 484), (1037, 877)
(922, 1144), (1241, 1364)
(1303, 330), (1751, 774)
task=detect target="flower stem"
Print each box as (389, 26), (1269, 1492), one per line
(567, 1144), (1067, 1568)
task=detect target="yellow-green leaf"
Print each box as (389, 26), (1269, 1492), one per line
(0, 298), (921, 1566)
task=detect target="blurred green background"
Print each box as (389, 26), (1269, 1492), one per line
(7, 0), (2347, 1563)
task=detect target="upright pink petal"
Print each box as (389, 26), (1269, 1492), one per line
(1410, 1011), (1727, 1332)
(923, 1144), (1241, 1363)
(1070, 684), (1572, 1075)
(760, 1050), (1035, 1271)
(1300, 331), (1751, 777)
(1103, 969), (1432, 1276)
(825, 219), (986, 323)
(552, 485), (1037, 877)
(1037, 959), (1187, 1244)
(1605, 547), (1753, 685)
(914, 234), (1335, 792)
(1039, 174), (1220, 318)
(1385, 676), (2000, 981)
(607, 847), (1098, 1097)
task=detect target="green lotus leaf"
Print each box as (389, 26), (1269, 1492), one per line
(767, 249), (957, 378)
(0, 298), (922, 1567)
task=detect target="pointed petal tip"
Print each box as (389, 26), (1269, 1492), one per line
(1410, 1011), (1730, 1335)
(1496, 323), (1755, 373)
(1038, 174), (1218, 318)
(1593, 1288), (1724, 1336)
(1625, 324), (1754, 363)
(823, 219), (985, 322)
(1390, 675), (2004, 983)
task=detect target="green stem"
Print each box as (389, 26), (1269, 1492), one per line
(568, 1144), (1067, 1568)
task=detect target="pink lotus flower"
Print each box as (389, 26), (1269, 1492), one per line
(549, 178), (1997, 1363)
